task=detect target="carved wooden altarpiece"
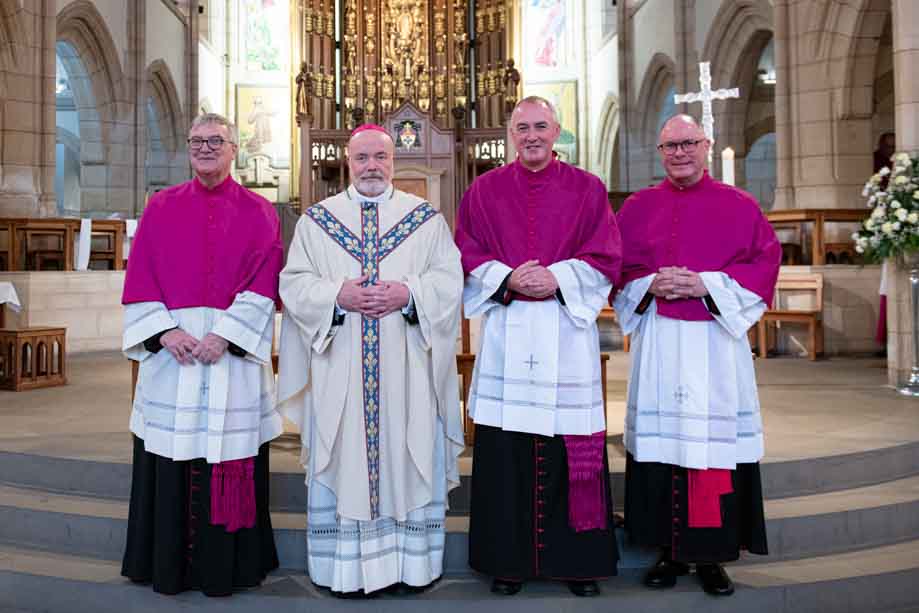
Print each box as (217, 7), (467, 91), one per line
(294, 0), (520, 225)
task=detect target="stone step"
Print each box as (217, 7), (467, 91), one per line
(3, 438), (918, 513)
(1, 540), (919, 613)
(2, 475), (919, 571)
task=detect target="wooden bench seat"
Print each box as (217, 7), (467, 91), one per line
(755, 273), (824, 361)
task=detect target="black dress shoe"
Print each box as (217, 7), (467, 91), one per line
(490, 578), (523, 595)
(696, 563), (735, 596)
(331, 588), (378, 599)
(383, 581), (432, 596)
(643, 557), (690, 589)
(567, 580), (600, 597)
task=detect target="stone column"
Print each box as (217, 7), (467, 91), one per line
(892, 0), (919, 152)
(186, 0), (200, 127)
(673, 0), (697, 118)
(38, 0), (57, 216)
(772, 0), (793, 210)
(128, 0), (146, 218)
(0, 1), (56, 217)
(887, 0), (919, 387)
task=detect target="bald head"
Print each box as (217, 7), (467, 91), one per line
(659, 114), (706, 143)
(657, 114), (710, 188)
(511, 96), (560, 125)
(348, 128), (395, 197)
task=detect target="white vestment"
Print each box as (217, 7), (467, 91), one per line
(124, 291), (282, 463)
(277, 185), (464, 592)
(614, 272), (766, 470)
(464, 259), (611, 436)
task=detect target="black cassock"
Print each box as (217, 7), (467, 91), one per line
(468, 424), (619, 580)
(624, 452), (768, 563)
(121, 436), (278, 596)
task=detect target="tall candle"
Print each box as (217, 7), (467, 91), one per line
(721, 147), (735, 186)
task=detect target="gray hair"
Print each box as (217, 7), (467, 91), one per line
(512, 96), (560, 125)
(190, 113), (239, 144)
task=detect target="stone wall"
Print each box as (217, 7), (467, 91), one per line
(0, 271), (123, 353)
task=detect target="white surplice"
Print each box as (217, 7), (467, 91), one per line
(464, 259), (611, 437)
(614, 272), (766, 470)
(276, 186), (464, 592)
(124, 291), (282, 463)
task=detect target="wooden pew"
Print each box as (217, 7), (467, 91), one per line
(756, 273), (824, 361)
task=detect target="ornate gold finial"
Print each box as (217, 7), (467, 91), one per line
(303, 4), (313, 33)
(326, 6), (335, 36)
(312, 68), (323, 97)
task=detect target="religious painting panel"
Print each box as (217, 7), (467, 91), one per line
(242, 0), (290, 74)
(521, 0), (574, 73)
(525, 81), (577, 164)
(236, 84), (292, 170)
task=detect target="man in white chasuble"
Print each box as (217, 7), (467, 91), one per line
(456, 97), (622, 597)
(277, 124), (465, 598)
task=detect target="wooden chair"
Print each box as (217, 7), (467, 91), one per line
(457, 353), (476, 445)
(824, 242), (858, 265)
(780, 243), (802, 265)
(20, 224), (72, 271)
(0, 220), (12, 271)
(86, 220), (125, 271)
(756, 273), (824, 361)
(88, 233), (117, 270)
(599, 306), (630, 352)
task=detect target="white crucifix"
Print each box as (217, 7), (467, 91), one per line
(673, 62), (740, 166)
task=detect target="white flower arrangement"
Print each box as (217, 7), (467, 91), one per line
(855, 151), (919, 261)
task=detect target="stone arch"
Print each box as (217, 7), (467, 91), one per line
(56, 0), (126, 160)
(593, 93), (618, 189)
(635, 53), (676, 148)
(145, 60), (185, 156)
(840, 0), (891, 119)
(632, 53), (676, 187)
(701, 0), (774, 157)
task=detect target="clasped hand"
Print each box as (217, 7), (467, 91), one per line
(337, 275), (410, 319)
(648, 266), (708, 300)
(508, 260), (559, 299)
(160, 330), (228, 365)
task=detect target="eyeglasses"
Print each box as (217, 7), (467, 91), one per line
(187, 136), (234, 150)
(657, 139), (705, 155)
